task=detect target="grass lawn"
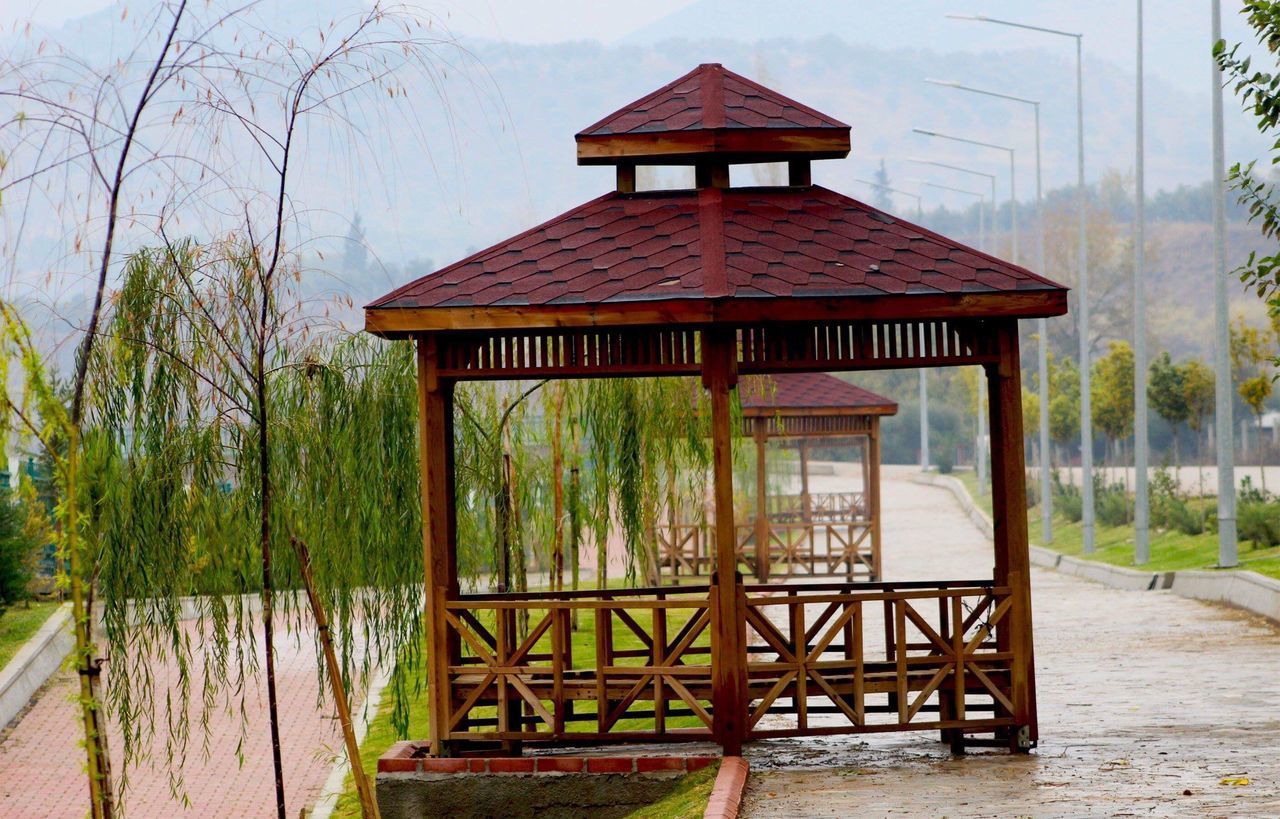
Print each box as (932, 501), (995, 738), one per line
(625, 762), (719, 819)
(332, 602), (711, 817)
(947, 470), (1280, 579)
(0, 601), (60, 671)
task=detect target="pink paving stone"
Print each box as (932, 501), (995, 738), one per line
(0, 616), (366, 818)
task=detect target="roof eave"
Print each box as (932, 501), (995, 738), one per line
(363, 289), (1070, 338)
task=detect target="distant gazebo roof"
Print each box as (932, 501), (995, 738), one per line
(739, 373), (898, 417)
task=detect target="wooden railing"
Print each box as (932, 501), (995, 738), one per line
(442, 586), (715, 746)
(766, 491), (866, 522)
(655, 519), (875, 581)
(741, 581), (1016, 741)
(437, 580), (1018, 753)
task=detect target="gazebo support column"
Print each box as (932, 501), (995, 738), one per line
(868, 424), (882, 581)
(798, 440), (811, 524)
(416, 336), (459, 758)
(986, 321), (1038, 751)
(703, 329), (747, 756)
(754, 428), (770, 582)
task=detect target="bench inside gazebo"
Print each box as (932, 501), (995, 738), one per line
(656, 372), (898, 583)
(365, 63), (1067, 758)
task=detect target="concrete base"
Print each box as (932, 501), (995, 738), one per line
(0, 604), (72, 730)
(377, 771), (685, 819)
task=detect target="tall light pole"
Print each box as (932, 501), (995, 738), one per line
(1211, 0), (1238, 565)
(906, 158), (997, 253)
(1134, 0), (1151, 564)
(856, 178), (932, 471)
(925, 78), (1053, 546)
(913, 179), (985, 251)
(949, 13), (1094, 552)
(912, 128), (1018, 263)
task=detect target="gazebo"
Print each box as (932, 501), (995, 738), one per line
(656, 372), (897, 583)
(365, 63), (1068, 758)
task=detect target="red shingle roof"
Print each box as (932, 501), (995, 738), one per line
(578, 63), (848, 137)
(740, 373), (897, 416)
(368, 186), (1061, 311)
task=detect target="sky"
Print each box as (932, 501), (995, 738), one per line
(5, 0), (698, 36)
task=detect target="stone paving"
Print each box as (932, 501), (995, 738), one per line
(743, 465), (1280, 818)
(0, 618), (347, 817)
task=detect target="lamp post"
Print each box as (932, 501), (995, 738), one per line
(948, 13), (1094, 553)
(912, 128), (1017, 263)
(1211, 0), (1238, 564)
(913, 179), (985, 251)
(905, 158), (997, 253)
(1134, 0), (1151, 563)
(856, 178), (932, 472)
(924, 79), (1053, 545)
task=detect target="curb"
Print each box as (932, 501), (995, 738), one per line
(913, 472), (1280, 624)
(705, 757), (748, 819)
(0, 604), (73, 730)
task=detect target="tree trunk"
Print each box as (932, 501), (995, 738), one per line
(257, 368), (287, 819)
(551, 388), (565, 593)
(569, 466), (581, 630)
(289, 537), (379, 818)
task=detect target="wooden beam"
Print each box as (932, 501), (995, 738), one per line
(616, 162), (637, 193)
(788, 159), (812, 186)
(417, 336), (458, 757)
(575, 127), (852, 165)
(754, 429), (770, 583)
(365, 290), (1070, 337)
(985, 320), (1037, 749)
(701, 327), (746, 755)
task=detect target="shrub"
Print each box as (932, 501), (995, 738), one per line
(1051, 471), (1083, 522)
(1238, 500), (1280, 549)
(935, 447), (954, 475)
(1097, 488), (1131, 527)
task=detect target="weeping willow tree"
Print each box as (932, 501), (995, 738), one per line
(84, 242), (419, 817)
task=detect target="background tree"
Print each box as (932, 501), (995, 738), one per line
(1092, 341), (1136, 479)
(1182, 358), (1216, 494)
(1148, 350), (1191, 467)
(1048, 354), (1082, 469)
(1230, 314), (1276, 475)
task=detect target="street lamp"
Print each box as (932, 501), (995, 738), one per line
(905, 158), (996, 253)
(948, 13), (1095, 553)
(1134, 0), (1151, 563)
(924, 78), (1053, 546)
(857, 177), (932, 472)
(1211, 0), (1238, 564)
(911, 179), (985, 250)
(912, 128), (1017, 262)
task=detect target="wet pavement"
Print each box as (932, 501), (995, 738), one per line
(743, 465), (1280, 818)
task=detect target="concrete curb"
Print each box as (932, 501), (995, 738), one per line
(0, 604), (73, 730)
(912, 471), (1280, 624)
(705, 757), (748, 819)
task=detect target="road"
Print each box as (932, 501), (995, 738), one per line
(743, 465), (1280, 817)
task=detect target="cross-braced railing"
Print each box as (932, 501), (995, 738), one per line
(741, 581), (1016, 741)
(767, 491), (867, 522)
(442, 586), (716, 747)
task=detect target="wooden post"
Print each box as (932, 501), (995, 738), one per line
(417, 336), (458, 757)
(986, 321), (1038, 750)
(754, 428), (770, 582)
(867, 425), (882, 582)
(798, 440), (812, 524)
(702, 328), (747, 755)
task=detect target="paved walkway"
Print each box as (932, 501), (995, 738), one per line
(744, 465), (1280, 817)
(0, 617), (349, 817)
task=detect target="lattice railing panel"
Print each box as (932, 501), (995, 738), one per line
(742, 583), (1014, 739)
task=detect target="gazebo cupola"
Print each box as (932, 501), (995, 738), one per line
(366, 64), (1068, 762)
(575, 62), (851, 191)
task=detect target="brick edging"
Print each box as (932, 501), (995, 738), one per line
(378, 742), (717, 776)
(704, 756), (748, 819)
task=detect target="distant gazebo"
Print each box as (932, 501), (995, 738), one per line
(366, 63), (1067, 758)
(656, 372), (897, 582)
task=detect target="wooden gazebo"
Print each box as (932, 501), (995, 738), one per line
(366, 63), (1067, 758)
(656, 372), (898, 582)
